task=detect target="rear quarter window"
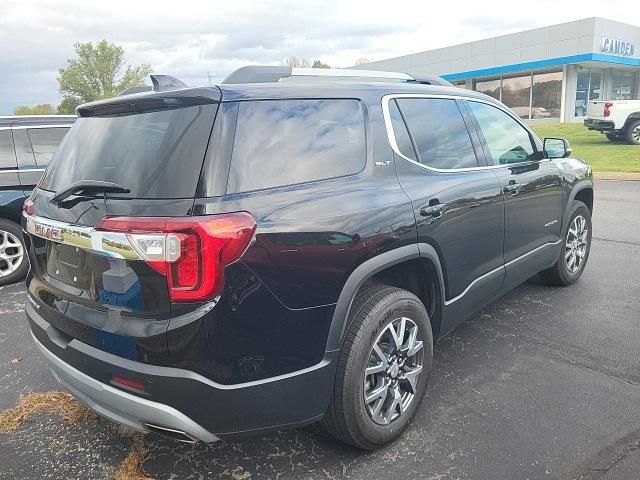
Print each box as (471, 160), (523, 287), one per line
(226, 99), (366, 193)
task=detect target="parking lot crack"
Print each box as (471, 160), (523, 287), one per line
(561, 428), (640, 480)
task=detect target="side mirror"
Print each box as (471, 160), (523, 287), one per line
(543, 137), (572, 159)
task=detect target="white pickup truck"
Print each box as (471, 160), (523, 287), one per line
(585, 100), (640, 145)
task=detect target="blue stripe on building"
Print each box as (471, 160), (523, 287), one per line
(441, 53), (640, 81)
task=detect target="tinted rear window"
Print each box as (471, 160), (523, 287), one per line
(40, 104), (217, 198)
(226, 99), (366, 193)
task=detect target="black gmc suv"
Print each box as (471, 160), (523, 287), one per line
(22, 68), (593, 449)
(0, 115), (75, 285)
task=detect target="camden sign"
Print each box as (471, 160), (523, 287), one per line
(601, 38), (635, 57)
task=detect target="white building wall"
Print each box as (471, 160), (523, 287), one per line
(357, 17), (639, 79)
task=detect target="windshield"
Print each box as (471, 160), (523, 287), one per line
(40, 103), (217, 199)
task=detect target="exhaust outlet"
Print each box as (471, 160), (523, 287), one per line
(144, 423), (198, 444)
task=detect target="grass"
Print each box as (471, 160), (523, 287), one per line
(0, 391), (97, 433)
(531, 123), (640, 173)
(113, 434), (152, 480)
(1, 391), (152, 480)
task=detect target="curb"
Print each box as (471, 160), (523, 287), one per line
(594, 172), (640, 181)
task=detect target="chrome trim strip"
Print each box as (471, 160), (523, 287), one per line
(0, 115), (76, 119)
(0, 168), (46, 174)
(24, 214), (141, 261)
(381, 93), (543, 173)
(444, 240), (562, 305)
(32, 332), (220, 443)
(0, 124), (73, 131)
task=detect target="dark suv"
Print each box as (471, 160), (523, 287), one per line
(0, 115), (75, 285)
(23, 68), (593, 449)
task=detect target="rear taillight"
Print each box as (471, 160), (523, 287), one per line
(95, 213), (256, 302)
(604, 102), (613, 117)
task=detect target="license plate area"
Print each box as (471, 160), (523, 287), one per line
(46, 243), (92, 288)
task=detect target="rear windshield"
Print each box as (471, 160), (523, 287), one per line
(40, 104), (217, 199)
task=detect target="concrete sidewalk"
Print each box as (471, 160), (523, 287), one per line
(594, 172), (640, 181)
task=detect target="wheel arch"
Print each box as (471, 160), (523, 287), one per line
(573, 184), (594, 213)
(324, 243), (446, 352)
(562, 181), (593, 237)
(624, 112), (640, 127)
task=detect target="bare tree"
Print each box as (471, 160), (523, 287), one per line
(284, 56), (312, 68)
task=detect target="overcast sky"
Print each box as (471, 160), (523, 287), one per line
(1, 0), (638, 114)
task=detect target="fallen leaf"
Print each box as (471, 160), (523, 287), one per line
(9, 358), (22, 364)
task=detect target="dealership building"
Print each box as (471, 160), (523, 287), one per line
(356, 17), (640, 123)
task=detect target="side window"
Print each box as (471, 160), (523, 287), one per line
(227, 99), (366, 193)
(387, 99), (417, 161)
(26, 127), (69, 167)
(467, 101), (536, 165)
(0, 131), (17, 169)
(395, 98), (479, 170)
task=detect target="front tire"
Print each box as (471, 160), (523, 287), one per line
(539, 201), (592, 286)
(322, 285), (433, 450)
(0, 219), (29, 286)
(625, 120), (640, 145)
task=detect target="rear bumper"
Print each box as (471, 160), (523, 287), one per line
(32, 332), (219, 442)
(27, 301), (337, 441)
(584, 118), (616, 132)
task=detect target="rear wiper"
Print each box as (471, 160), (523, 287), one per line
(50, 180), (131, 206)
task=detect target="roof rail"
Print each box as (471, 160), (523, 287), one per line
(222, 66), (452, 86)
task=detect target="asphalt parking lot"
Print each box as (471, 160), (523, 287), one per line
(1, 179), (639, 480)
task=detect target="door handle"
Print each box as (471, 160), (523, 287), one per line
(503, 181), (521, 195)
(420, 201), (445, 217)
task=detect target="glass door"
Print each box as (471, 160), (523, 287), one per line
(575, 69), (603, 117)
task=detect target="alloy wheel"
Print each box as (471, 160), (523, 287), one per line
(0, 229), (24, 278)
(363, 317), (424, 425)
(565, 214), (588, 273)
(633, 125), (640, 144)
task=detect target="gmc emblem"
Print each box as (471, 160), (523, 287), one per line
(34, 223), (64, 242)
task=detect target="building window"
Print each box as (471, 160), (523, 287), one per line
(532, 71), (562, 119)
(501, 74), (532, 119)
(474, 70), (563, 120)
(474, 78), (501, 101)
(612, 71), (637, 100)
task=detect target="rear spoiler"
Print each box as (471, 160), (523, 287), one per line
(78, 76), (220, 117)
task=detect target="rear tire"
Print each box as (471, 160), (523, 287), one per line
(539, 201), (592, 286)
(322, 285), (433, 450)
(625, 120), (640, 145)
(0, 219), (28, 286)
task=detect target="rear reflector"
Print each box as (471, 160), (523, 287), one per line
(111, 375), (145, 391)
(95, 212), (257, 302)
(604, 102), (613, 117)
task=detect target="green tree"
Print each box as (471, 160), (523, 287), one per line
(312, 60), (331, 69)
(13, 104), (56, 115)
(57, 40), (152, 114)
